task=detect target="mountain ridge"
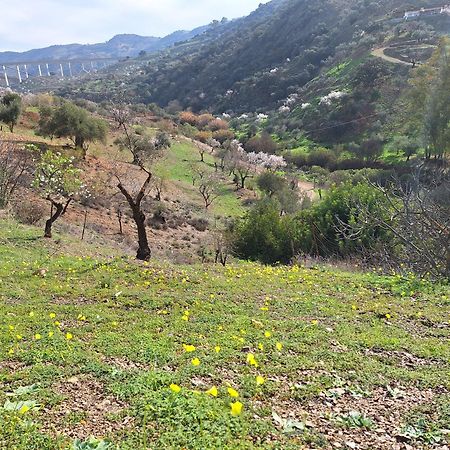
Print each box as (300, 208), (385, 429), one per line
(0, 26), (210, 63)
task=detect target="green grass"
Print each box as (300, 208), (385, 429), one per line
(0, 220), (448, 449)
(154, 140), (245, 218)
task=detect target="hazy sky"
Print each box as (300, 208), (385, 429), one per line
(0, 0), (270, 52)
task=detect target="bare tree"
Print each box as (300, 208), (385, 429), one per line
(213, 229), (233, 266)
(198, 174), (220, 209)
(116, 165), (153, 261)
(338, 168), (450, 279)
(112, 109), (171, 260)
(0, 141), (31, 208)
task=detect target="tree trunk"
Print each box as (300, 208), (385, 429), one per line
(44, 200), (64, 238)
(117, 171), (152, 262)
(134, 208), (151, 261)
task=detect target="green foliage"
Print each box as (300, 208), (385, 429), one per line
(335, 411), (373, 429)
(0, 92), (22, 132)
(33, 150), (83, 200)
(234, 182), (389, 263)
(37, 100), (107, 155)
(233, 199), (294, 264)
(72, 437), (115, 450)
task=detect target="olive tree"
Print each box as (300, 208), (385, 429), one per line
(38, 100), (107, 158)
(0, 92), (22, 133)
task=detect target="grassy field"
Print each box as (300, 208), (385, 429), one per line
(0, 219), (449, 449)
(154, 140), (246, 218)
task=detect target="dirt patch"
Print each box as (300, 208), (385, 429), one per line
(100, 356), (149, 372)
(41, 375), (133, 440)
(267, 385), (446, 449)
(49, 295), (95, 306)
(0, 360), (27, 373)
(365, 348), (445, 369)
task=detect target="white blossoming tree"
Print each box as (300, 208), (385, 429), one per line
(33, 149), (86, 238)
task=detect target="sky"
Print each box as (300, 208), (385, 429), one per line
(0, 0), (270, 52)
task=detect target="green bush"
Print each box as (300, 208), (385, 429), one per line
(233, 183), (390, 264)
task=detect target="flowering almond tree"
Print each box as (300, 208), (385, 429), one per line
(33, 149), (86, 238)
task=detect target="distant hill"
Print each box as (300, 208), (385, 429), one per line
(0, 26), (209, 63)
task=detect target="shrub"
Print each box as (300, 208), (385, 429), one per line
(14, 200), (45, 225)
(307, 148), (337, 169)
(188, 217), (209, 232)
(194, 131), (213, 143)
(233, 199), (295, 264)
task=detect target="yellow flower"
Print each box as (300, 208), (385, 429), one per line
(276, 342), (283, 351)
(29, 312), (35, 318)
(258, 343), (264, 351)
(246, 353), (258, 367)
(385, 313), (391, 319)
(206, 386), (218, 397)
(264, 331), (272, 338)
(48, 331), (54, 338)
(49, 313), (56, 319)
(8, 325), (14, 331)
(214, 346), (221, 353)
(311, 320), (319, 326)
(77, 314), (86, 321)
(170, 384), (181, 393)
(256, 375), (265, 386)
(183, 344), (196, 352)
(227, 387), (239, 398)
(260, 307), (269, 311)
(34, 334), (42, 340)
(182, 315), (189, 322)
(19, 404), (30, 414)
(15, 335), (22, 340)
(8, 348), (14, 356)
(111, 321), (118, 327)
(351, 305), (357, 310)
(230, 401), (243, 416)
(191, 358), (200, 366)
(65, 333), (73, 340)
(54, 321), (61, 327)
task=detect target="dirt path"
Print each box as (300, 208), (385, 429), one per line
(371, 47), (413, 66)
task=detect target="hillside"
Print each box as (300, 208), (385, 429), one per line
(51, 0), (450, 148)
(0, 219), (448, 449)
(0, 26), (209, 63)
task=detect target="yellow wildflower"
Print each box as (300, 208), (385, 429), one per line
(34, 334), (42, 340)
(19, 404), (30, 414)
(170, 384), (181, 393)
(191, 358), (200, 366)
(206, 386), (218, 397)
(49, 313), (56, 319)
(227, 387), (239, 398)
(48, 331), (54, 338)
(65, 332), (73, 340)
(230, 401), (243, 416)
(276, 342), (283, 351)
(256, 375), (265, 386)
(264, 331), (272, 338)
(214, 346), (221, 353)
(246, 353), (258, 367)
(183, 344), (196, 352)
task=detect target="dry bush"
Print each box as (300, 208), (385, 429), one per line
(13, 199), (45, 225)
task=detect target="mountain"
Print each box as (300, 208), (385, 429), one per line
(0, 26), (209, 63)
(124, 0), (449, 112)
(46, 0), (450, 147)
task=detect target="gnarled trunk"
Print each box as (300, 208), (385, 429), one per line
(44, 198), (71, 238)
(117, 171), (152, 262)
